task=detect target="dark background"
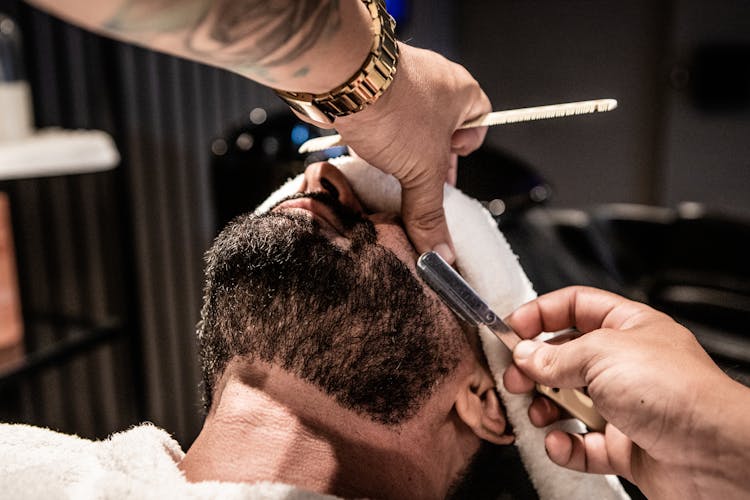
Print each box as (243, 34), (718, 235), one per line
(0, 0), (748, 497)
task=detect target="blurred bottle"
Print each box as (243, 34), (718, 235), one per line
(0, 13), (34, 143)
(0, 14), (26, 363)
(0, 192), (23, 364)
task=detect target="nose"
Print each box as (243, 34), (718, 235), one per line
(300, 162), (364, 213)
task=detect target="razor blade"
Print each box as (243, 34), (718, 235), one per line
(416, 251), (607, 432)
(417, 251), (521, 351)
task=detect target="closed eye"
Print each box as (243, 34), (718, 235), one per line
(319, 177), (340, 200)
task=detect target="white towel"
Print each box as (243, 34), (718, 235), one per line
(0, 422), (335, 499)
(324, 156), (630, 500)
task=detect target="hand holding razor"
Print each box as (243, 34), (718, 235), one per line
(416, 251), (607, 432)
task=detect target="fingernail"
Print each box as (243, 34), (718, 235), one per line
(433, 243), (455, 264)
(514, 340), (539, 360)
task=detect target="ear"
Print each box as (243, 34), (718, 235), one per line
(454, 366), (514, 445)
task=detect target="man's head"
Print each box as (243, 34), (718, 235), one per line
(198, 161), (510, 440)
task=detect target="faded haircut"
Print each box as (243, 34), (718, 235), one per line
(197, 194), (466, 425)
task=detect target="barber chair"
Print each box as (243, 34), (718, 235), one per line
(211, 115), (749, 499)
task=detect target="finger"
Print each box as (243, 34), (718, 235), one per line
(528, 396), (561, 427)
(545, 431), (587, 472)
(399, 163), (455, 263)
(446, 154), (458, 186)
(580, 431), (615, 474)
(545, 429), (624, 476)
(605, 424), (635, 481)
(451, 127), (487, 157)
(512, 337), (602, 388)
(506, 286), (657, 339)
(503, 363), (535, 394)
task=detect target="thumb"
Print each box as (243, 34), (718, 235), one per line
(513, 339), (594, 389)
(451, 127), (487, 157)
(399, 164), (455, 263)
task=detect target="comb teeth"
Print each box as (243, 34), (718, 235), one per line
(462, 98), (618, 127)
(298, 98), (618, 154)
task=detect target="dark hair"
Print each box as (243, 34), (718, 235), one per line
(197, 200), (465, 425)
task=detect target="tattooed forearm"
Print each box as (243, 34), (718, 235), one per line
(105, 0), (341, 76)
(105, 0), (210, 35)
(28, 0), (362, 89)
(202, 0), (340, 68)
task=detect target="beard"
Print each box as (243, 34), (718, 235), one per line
(198, 192), (462, 425)
(230, 190), (378, 300)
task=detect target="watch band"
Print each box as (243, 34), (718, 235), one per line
(274, 0), (399, 125)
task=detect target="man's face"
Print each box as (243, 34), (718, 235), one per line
(197, 161), (512, 496)
(199, 161), (482, 425)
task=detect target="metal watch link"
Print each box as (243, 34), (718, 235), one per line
(274, 0), (399, 125)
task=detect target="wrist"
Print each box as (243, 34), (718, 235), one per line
(274, 0), (399, 126)
(334, 40), (406, 129)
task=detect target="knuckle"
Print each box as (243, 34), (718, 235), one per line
(536, 346), (560, 380)
(577, 330), (610, 383)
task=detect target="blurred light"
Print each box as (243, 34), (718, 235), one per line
(249, 107), (267, 125)
(262, 137), (280, 156)
(679, 201), (705, 219)
(530, 185), (550, 203)
(488, 199), (506, 216)
(211, 138), (228, 156)
(385, 0), (409, 25)
(0, 18), (15, 35)
(236, 133), (254, 151)
(290, 124), (310, 146)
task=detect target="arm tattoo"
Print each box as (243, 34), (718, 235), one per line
(105, 0), (211, 35)
(106, 0), (341, 78)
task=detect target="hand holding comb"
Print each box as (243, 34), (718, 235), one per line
(298, 98), (617, 154)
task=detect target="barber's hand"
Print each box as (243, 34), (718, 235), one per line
(503, 286), (750, 499)
(334, 42), (491, 263)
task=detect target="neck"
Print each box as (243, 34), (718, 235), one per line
(179, 364), (475, 498)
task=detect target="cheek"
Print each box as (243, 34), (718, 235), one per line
(373, 222), (420, 266)
(368, 213), (419, 262)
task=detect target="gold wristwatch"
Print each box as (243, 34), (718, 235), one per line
(274, 0), (399, 125)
